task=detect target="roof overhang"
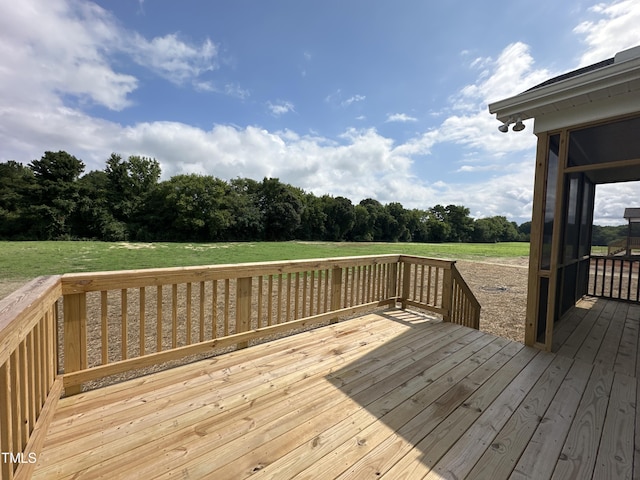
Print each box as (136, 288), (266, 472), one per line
(488, 47), (640, 134)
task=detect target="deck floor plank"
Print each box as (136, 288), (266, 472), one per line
(510, 359), (593, 480)
(279, 335), (502, 480)
(424, 349), (556, 480)
(593, 372), (636, 480)
(594, 302), (630, 371)
(379, 345), (540, 479)
(29, 299), (640, 480)
(551, 365), (614, 480)
(155, 329), (489, 479)
(556, 299), (608, 360)
(468, 354), (574, 479)
(334, 338), (517, 480)
(615, 310), (640, 376)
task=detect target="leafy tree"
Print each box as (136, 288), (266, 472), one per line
(517, 221), (532, 241)
(298, 193), (327, 240)
(425, 207), (451, 242)
(0, 161), (35, 238)
(259, 178), (304, 241)
(405, 209), (430, 243)
(349, 205), (373, 241)
(444, 205), (474, 242)
(148, 174), (230, 241)
(225, 178), (264, 240)
(385, 202), (411, 242)
(105, 153), (161, 234)
(359, 199), (385, 240)
(471, 216), (517, 242)
(27, 151), (85, 239)
(321, 195), (355, 241)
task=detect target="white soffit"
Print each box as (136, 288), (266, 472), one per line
(488, 47), (640, 133)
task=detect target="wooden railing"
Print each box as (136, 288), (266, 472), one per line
(607, 236), (640, 256)
(588, 255), (640, 302)
(0, 254), (480, 477)
(0, 276), (62, 480)
(399, 256), (480, 329)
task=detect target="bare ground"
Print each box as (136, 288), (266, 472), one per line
(455, 257), (528, 343)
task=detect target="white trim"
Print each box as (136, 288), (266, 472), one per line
(532, 89), (640, 133)
(488, 56), (640, 128)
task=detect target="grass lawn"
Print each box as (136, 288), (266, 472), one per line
(0, 240), (530, 282)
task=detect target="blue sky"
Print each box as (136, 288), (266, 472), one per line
(2, 0), (640, 225)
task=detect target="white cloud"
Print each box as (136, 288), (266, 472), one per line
(386, 113), (418, 123)
(342, 94), (366, 107)
(127, 33), (217, 85)
(267, 100), (295, 116)
(1, 0), (638, 225)
(0, 0), (222, 116)
(574, 0), (640, 66)
(325, 90), (366, 107)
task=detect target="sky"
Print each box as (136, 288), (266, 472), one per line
(1, 0), (640, 225)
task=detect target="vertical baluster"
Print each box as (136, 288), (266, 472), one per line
(186, 283), (192, 345)
(224, 279), (230, 335)
(18, 339), (27, 448)
(257, 276), (264, 328)
(10, 350), (20, 454)
(101, 291), (108, 364)
(121, 289), (128, 360)
(212, 280), (218, 339)
(309, 271), (315, 316)
(172, 284), (178, 348)
(268, 275), (273, 326)
(139, 287), (146, 356)
(324, 269), (329, 312)
(199, 281), (205, 342)
(294, 272), (300, 320)
(302, 271), (308, 318)
(277, 274), (283, 324)
(156, 285), (163, 352)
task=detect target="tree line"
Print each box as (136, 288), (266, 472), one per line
(0, 150), (532, 243)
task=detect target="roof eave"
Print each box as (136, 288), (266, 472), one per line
(488, 56), (640, 126)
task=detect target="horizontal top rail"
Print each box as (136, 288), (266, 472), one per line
(60, 254), (403, 294)
(0, 275), (61, 366)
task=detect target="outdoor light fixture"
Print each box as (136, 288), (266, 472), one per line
(497, 115), (526, 133)
(512, 117), (525, 131)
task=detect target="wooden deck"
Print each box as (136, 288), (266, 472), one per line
(31, 304), (640, 479)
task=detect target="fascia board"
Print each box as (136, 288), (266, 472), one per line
(488, 57), (640, 124)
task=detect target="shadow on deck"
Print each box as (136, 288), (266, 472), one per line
(31, 299), (639, 479)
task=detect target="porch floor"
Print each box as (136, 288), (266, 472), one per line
(33, 307), (639, 479)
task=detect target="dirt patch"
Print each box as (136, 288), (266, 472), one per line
(454, 258), (528, 343)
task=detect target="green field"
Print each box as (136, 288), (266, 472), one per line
(0, 241), (530, 281)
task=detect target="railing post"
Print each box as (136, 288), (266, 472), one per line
(442, 265), (453, 323)
(387, 262), (398, 306)
(236, 277), (252, 349)
(401, 261), (411, 309)
(330, 267), (342, 323)
(63, 293), (87, 395)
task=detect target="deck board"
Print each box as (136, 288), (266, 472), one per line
(31, 302), (640, 479)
